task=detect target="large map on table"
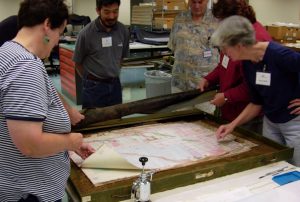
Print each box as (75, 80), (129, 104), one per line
(70, 121), (257, 186)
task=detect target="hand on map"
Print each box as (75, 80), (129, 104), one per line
(76, 143), (95, 159)
(69, 107), (85, 126)
(216, 123), (235, 141)
(210, 93), (226, 107)
(198, 78), (209, 92)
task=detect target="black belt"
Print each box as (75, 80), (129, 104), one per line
(86, 74), (118, 83)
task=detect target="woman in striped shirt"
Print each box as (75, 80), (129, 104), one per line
(0, 0), (94, 201)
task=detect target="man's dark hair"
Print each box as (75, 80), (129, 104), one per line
(18, 0), (69, 29)
(96, 0), (121, 9)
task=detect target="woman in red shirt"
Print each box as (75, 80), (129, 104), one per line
(198, 0), (271, 130)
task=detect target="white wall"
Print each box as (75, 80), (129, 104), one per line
(0, 0), (130, 25)
(0, 0), (73, 20)
(72, 0), (130, 25)
(0, 0), (298, 26)
(249, 0), (300, 25)
(0, 0), (22, 20)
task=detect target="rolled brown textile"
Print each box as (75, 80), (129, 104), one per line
(73, 87), (216, 129)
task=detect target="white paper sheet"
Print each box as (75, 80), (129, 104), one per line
(70, 121), (257, 186)
(81, 144), (139, 169)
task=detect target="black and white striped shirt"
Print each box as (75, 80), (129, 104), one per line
(0, 41), (71, 201)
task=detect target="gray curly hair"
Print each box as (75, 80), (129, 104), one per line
(211, 15), (256, 48)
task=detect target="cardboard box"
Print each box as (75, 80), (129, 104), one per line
(266, 25), (287, 40)
(153, 10), (179, 19)
(266, 25), (300, 42)
(296, 28), (300, 40)
(156, 0), (187, 10)
(154, 17), (174, 29)
(285, 27), (298, 42)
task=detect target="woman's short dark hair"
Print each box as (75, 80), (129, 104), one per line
(18, 0), (69, 29)
(212, 0), (256, 23)
(96, 0), (121, 9)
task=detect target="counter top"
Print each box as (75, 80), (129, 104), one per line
(283, 42), (300, 52)
(59, 43), (75, 51)
(121, 161), (300, 202)
(59, 41), (169, 52)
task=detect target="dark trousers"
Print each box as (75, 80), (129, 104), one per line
(18, 194), (62, 202)
(82, 77), (122, 109)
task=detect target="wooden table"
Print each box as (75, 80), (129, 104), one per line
(66, 110), (293, 202)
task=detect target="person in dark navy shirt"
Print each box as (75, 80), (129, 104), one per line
(211, 15), (300, 166)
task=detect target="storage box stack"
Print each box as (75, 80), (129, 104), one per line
(154, 17), (174, 29)
(154, 0), (187, 29)
(155, 0), (187, 11)
(266, 25), (300, 43)
(131, 5), (153, 26)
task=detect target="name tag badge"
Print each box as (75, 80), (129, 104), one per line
(102, 37), (112, 47)
(222, 55), (230, 69)
(203, 50), (212, 58)
(256, 72), (271, 86)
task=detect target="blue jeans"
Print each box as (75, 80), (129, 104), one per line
(82, 78), (122, 109)
(263, 115), (300, 166)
